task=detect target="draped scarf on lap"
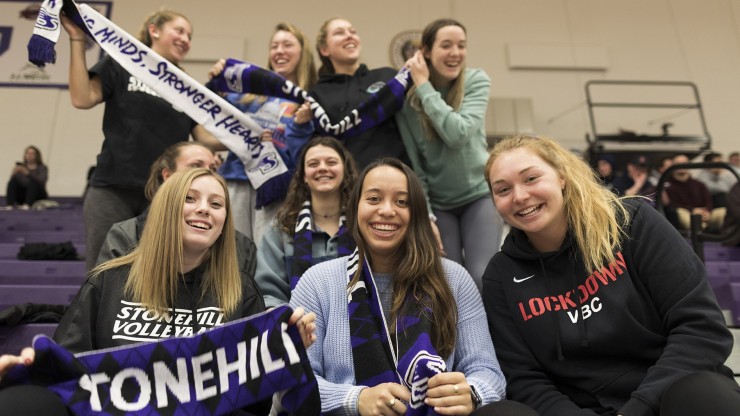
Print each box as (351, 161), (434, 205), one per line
(346, 248), (446, 414)
(0, 306), (320, 416)
(290, 200), (354, 290)
(207, 58), (412, 139)
(27, 0), (290, 207)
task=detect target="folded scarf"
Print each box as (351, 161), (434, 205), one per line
(290, 200), (355, 290)
(27, 0), (290, 207)
(0, 306), (319, 416)
(346, 248), (446, 414)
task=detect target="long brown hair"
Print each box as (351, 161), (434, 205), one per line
(485, 135), (630, 272)
(408, 18), (467, 141)
(276, 136), (358, 234)
(347, 158), (457, 358)
(92, 168), (242, 316)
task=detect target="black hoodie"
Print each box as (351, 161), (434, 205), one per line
(482, 199), (733, 416)
(310, 64), (410, 169)
(54, 261), (265, 353)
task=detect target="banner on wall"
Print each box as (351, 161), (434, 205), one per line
(0, 0), (110, 88)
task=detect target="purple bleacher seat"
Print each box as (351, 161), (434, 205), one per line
(0, 284), (80, 311)
(0, 274), (87, 286)
(704, 243), (740, 261)
(730, 263), (740, 282)
(0, 211), (83, 232)
(0, 260), (85, 278)
(0, 324), (58, 355)
(731, 283), (740, 326)
(0, 230), (85, 243)
(706, 262), (733, 311)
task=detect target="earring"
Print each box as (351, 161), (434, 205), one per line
(153, 33), (160, 39)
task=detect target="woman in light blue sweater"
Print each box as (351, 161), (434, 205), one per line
(290, 158), (536, 415)
(396, 18), (504, 290)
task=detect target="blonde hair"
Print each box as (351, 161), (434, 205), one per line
(408, 18), (467, 141)
(92, 168), (242, 316)
(485, 135), (630, 272)
(240, 22), (318, 106)
(316, 17), (342, 76)
(137, 8), (190, 47)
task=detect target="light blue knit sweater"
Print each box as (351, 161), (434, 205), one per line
(289, 256), (506, 415)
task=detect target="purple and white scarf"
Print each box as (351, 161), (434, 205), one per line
(346, 248), (446, 415)
(0, 306), (319, 415)
(27, 0), (290, 206)
(207, 58), (413, 139)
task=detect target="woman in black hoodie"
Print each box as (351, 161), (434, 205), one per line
(482, 135), (740, 416)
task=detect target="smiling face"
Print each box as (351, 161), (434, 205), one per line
(357, 165), (410, 269)
(270, 30), (301, 82)
(304, 144), (344, 196)
(319, 19), (361, 68)
(181, 175), (226, 259)
(425, 25), (466, 87)
(150, 16), (192, 64)
(489, 147), (568, 252)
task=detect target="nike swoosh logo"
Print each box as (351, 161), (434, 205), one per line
(513, 275), (535, 283)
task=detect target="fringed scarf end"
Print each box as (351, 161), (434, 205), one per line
(27, 34), (57, 67)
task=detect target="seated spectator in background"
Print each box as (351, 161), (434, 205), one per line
(695, 152), (738, 208)
(724, 182), (740, 246)
(4, 146), (48, 210)
(649, 154), (674, 187)
(666, 154), (725, 231)
(595, 153), (616, 191)
(612, 154), (656, 202)
(729, 151), (740, 172)
(255, 136), (357, 308)
(96, 142), (257, 280)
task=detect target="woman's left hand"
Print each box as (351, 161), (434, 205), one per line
(288, 306), (317, 348)
(424, 372), (475, 415)
(405, 50), (430, 87)
(0, 347), (34, 379)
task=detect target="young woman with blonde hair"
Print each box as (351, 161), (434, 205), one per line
(54, 168), (263, 351)
(209, 22), (317, 244)
(483, 135), (740, 415)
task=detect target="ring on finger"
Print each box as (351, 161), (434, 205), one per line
(453, 384), (459, 395)
(388, 397), (396, 407)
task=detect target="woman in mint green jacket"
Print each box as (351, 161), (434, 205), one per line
(396, 18), (503, 290)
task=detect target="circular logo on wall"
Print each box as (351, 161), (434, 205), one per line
(389, 30), (422, 69)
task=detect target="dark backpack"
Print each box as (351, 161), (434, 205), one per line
(17, 242), (79, 260)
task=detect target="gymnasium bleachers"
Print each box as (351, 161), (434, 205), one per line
(0, 198), (86, 354)
(0, 197), (739, 383)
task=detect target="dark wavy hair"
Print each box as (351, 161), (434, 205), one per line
(276, 136), (358, 234)
(346, 158), (457, 358)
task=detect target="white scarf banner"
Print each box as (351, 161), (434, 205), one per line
(29, 0), (288, 193)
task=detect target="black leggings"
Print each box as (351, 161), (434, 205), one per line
(474, 399), (539, 415)
(660, 371), (740, 415)
(0, 385), (70, 415)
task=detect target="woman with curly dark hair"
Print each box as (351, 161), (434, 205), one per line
(255, 136), (358, 307)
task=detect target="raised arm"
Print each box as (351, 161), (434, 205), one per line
(60, 13), (103, 109)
